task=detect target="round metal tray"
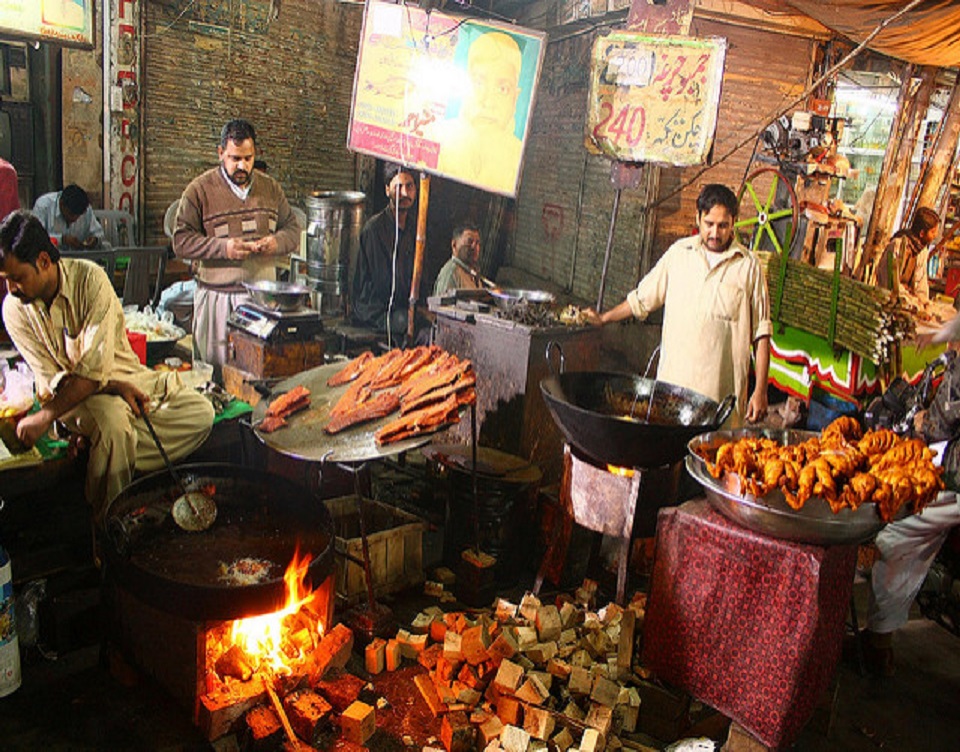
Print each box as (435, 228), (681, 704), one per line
(686, 428), (907, 546)
(252, 362), (450, 464)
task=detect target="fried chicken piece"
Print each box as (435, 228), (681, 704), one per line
(838, 472), (878, 511)
(821, 415), (862, 446)
(858, 428), (899, 457)
(869, 438), (934, 472)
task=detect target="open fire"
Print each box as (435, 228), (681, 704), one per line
(205, 550), (331, 686)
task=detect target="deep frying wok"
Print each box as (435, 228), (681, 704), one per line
(540, 371), (735, 469)
(102, 463), (335, 621)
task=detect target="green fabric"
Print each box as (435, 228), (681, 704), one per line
(215, 399), (253, 423)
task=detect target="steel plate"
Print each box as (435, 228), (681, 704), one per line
(686, 429), (908, 545)
(252, 362), (445, 464)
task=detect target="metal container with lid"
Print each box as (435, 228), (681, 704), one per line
(303, 191), (365, 318)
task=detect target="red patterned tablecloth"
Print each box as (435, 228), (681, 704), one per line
(642, 499), (857, 750)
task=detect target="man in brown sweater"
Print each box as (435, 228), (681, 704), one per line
(173, 119), (300, 371)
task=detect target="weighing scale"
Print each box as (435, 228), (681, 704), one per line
(224, 303), (326, 398)
(227, 303), (325, 343)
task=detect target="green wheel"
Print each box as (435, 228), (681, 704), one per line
(736, 167), (799, 256)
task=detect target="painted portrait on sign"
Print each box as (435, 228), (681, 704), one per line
(427, 27), (541, 195)
(347, 2), (544, 198)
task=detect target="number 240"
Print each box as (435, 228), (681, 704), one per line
(592, 102), (646, 146)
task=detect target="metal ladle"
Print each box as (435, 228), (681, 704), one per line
(141, 407), (217, 532)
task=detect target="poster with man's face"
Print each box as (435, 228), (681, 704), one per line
(348, 1), (545, 198)
(0, 0), (94, 47)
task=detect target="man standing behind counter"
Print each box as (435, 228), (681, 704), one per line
(585, 183), (772, 427)
(33, 184), (104, 249)
(0, 211), (214, 523)
(174, 119), (300, 370)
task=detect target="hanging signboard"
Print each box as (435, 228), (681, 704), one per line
(0, 0), (94, 48)
(347, 0), (545, 197)
(585, 33), (726, 166)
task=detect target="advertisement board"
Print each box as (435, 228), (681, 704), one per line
(348, 0), (545, 197)
(585, 33), (726, 166)
(0, 0), (94, 48)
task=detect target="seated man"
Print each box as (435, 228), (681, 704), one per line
(0, 211), (214, 523)
(871, 207), (939, 302)
(863, 348), (960, 674)
(351, 163), (421, 343)
(32, 184), (105, 249)
(433, 221), (484, 296)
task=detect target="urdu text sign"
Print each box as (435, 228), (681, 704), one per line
(585, 34), (726, 166)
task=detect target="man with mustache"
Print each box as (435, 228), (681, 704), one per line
(585, 183), (772, 428)
(174, 119), (300, 372)
(0, 211), (214, 526)
(351, 163), (422, 345)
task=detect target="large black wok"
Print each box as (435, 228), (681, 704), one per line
(540, 371), (735, 469)
(102, 463), (335, 622)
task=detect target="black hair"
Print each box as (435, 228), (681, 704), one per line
(220, 119), (257, 148)
(60, 184), (90, 216)
(0, 210), (60, 265)
(696, 184), (739, 218)
(911, 207), (940, 236)
(383, 162), (416, 185)
(452, 220), (480, 240)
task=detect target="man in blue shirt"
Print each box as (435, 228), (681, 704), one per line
(32, 184), (105, 249)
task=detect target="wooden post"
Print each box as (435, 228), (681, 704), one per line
(857, 65), (937, 278)
(409, 172), (431, 342)
(914, 79), (960, 216)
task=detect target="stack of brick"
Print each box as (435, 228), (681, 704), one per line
(382, 586), (647, 752)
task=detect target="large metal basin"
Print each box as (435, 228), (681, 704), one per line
(102, 463), (335, 621)
(687, 429), (907, 545)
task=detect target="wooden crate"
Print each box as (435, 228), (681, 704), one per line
(326, 496), (427, 604)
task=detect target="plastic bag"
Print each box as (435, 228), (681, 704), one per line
(0, 362), (35, 412)
(15, 578), (45, 648)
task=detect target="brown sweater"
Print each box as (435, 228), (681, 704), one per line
(173, 166), (301, 290)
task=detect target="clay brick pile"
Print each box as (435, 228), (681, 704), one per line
(199, 622), (379, 748)
(374, 586), (647, 752)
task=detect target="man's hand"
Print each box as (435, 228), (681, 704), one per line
(103, 380), (150, 417)
(914, 409), (927, 435)
(745, 390), (768, 424)
(225, 237), (258, 260)
(16, 407), (55, 448)
(253, 235), (279, 255)
(62, 234), (83, 249)
(82, 236), (99, 249)
(582, 308), (603, 326)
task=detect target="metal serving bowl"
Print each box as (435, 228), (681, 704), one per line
(686, 429), (907, 545)
(490, 288), (556, 312)
(243, 280), (312, 312)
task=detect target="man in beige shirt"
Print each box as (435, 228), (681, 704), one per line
(1, 211), (214, 522)
(586, 184), (772, 427)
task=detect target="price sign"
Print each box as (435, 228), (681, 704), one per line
(585, 33), (726, 166)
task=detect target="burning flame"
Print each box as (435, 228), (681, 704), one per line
(606, 464), (636, 478)
(227, 549), (324, 676)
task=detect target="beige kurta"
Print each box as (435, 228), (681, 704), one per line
(625, 236), (772, 427)
(2, 258), (214, 520)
